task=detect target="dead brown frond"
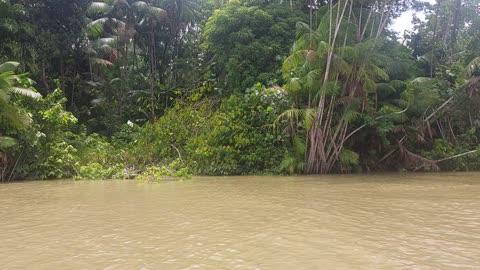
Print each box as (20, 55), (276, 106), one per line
(398, 142), (440, 172)
(335, 95), (355, 106)
(465, 77), (480, 97)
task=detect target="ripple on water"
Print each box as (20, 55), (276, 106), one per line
(0, 174), (480, 269)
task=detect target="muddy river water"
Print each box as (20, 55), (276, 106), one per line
(1, 173), (480, 269)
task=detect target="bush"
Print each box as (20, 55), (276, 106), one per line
(136, 159), (192, 183)
(14, 87), (81, 179)
(131, 99), (214, 166)
(186, 84), (291, 175)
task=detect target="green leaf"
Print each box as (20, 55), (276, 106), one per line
(466, 57), (480, 78)
(12, 87), (41, 98)
(285, 78), (302, 94)
(88, 2), (111, 16)
(282, 50), (307, 73)
(0, 136), (17, 150)
(339, 148), (359, 166)
(86, 18), (108, 38)
(0, 61), (19, 73)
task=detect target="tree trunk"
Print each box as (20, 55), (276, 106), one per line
(42, 59), (49, 92)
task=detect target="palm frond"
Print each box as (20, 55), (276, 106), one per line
(146, 7), (167, 21)
(294, 33), (316, 51)
(376, 83), (397, 99)
(320, 81), (342, 97)
(96, 44), (118, 58)
(466, 57), (480, 78)
(132, 1), (148, 10)
(0, 61), (19, 73)
(0, 136), (17, 150)
(87, 48), (98, 56)
(279, 153), (305, 174)
(305, 69), (323, 90)
(12, 87), (41, 98)
(0, 105), (30, 129)
(411, 77), (435, 86)
(98, 37), (118, 46)
(363, 77), (376, 94)
(341, 108), (360, 124)
(113, 0), (129, 8)
(331, 55), (352, 77)
(0, 91), (10, 103)
(402, 78), (440, 114)
(282, 50), (307, 73)
(303, 108), (317, 130)
(90, 57), (114, 67)
(389, 80), (407, 91)
(274, 108), (317, 130)
(133, 1), (167, 21)
(295, 22), (314, 38)
(88, 2), (111, 16)
(284, 78), (302, 94)
(86, 18), (108, 38)
(339, 148), (359, 166)
(371, 65), (389, 81)
(279, 155), (297, 174)
(317, 41), (330, 56)
(0, 71), (17, 87)
(340, 99), (361, 123)
(335, 95), (355, 106)
(292, 135), (307, 156)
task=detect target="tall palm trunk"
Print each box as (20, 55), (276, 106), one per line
(150, 27), (157, 122)
(306, 0), (349, 174)
(304, 0), (389, 174)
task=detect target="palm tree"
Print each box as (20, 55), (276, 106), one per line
(278, 0), (404, 174)
(87, 0), (169, 120)
(0, 61), (41, 181)
(86, 0), (205, 121)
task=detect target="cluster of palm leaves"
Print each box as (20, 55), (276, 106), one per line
(84, 0), (205, 120)
(277, 0), (480, 174)
(277, 1), (404, 173)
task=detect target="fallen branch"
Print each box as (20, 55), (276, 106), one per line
(436, 149), (479, 163)
(425, 96), (454, 122)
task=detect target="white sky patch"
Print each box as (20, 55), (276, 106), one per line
(390, 0), (436, 38)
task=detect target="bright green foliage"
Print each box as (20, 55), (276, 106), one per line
(0, 62), (40, 128)
(83, 0), (213, 127)
(136, 159), (192, 183)
(2, 0), (480, 180)
(125, 85), (291, 176)
(0, 61), (41, 181)
(133, 100), (215, 166)
(203, 3), (306, 93)
(17, 87), (80, 179)
(75, 133), (128, 180)
(276, 0), (480, 174)
(278, 1), (413, 174)
(187, 85), (290, 175)
(77, 162), (126, 180)
(423, 138), (480, 172)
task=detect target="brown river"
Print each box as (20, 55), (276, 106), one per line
(1, 173), (480, 269)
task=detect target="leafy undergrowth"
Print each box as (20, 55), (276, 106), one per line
(135, 160), (192, 183)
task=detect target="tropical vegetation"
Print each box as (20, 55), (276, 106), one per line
(1, 0), (480, 181)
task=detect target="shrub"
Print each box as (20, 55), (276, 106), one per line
(136, 159), (192, 183)
(186, 84), (291, 175)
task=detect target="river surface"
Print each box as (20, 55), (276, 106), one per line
(1, 173), (480, 269)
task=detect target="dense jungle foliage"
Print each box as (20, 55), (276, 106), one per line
(1, 0), (480, 181)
